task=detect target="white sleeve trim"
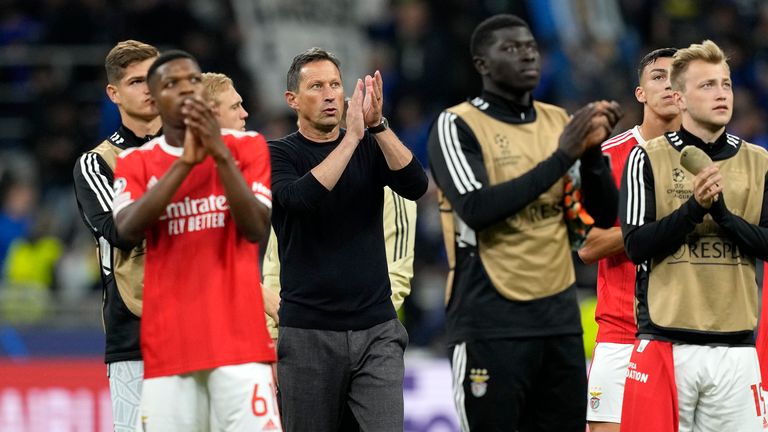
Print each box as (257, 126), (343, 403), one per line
(625, 146), (646, 226)
(437, 112), (483, 195)
(78, 153), (114, 212)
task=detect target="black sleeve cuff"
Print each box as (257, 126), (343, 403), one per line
(580, 146), (607, 169)
(387, 156), (428, 201)
(708, 194), (728, 222)
(553, 148), (576, 167)
(684, 196), (708, 224)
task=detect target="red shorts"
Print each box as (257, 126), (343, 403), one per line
(620, 339), (678, 432)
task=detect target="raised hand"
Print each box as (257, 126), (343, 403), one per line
(345, 78), (366, 141)
(182, 96), (228, 161)
(692, 164), (723, 209)
(181, 124), (207, 165)
(559, 103), (598, 160)
(362, 70), (384, 127)
(584, 100), (623, 150)
(559, 100), (623, 160)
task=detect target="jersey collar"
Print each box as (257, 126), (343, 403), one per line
(108, 124), (161, 150)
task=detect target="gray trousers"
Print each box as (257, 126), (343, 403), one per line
(277, 319), (408, 432)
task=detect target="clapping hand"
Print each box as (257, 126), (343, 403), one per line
(693, 164), (723, 209)
(182, 96), (228, 162)
(362, 70), (384, 128)
(344, 78), (366, 141)
(559, 100), (623, 160)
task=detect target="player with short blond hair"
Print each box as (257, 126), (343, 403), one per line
(201, 72), (249, 132)
(620, 39), (768, 431)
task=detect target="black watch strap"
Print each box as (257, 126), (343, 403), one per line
(368, 117), (389, 134)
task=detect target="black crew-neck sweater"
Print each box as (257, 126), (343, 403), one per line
(268, 129), (427, 331)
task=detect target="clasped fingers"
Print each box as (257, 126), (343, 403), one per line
(693, 165), (723, 208)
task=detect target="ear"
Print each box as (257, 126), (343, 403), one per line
(106, 84), (120, 104)
(211, 103), (222, 120)
(285, 91), (299, 111)
(473, 56), (488, 76)
(673, 90), (686, 111)
(635, 85), (646, 104)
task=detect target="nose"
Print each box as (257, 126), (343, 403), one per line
(240, 106), (249, 120)
(177, 78), (196, 95)
(520, 48), (536, 62)
(715, 85), (729, 100)
(322, 85), (335, 101)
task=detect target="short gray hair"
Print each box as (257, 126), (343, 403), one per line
(286, 47), (342, 92)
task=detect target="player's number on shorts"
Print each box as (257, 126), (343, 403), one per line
(750, 383), (765, 417)
(251, 383), (277, 417)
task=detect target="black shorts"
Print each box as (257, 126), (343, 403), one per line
(449, 335), (586, 431)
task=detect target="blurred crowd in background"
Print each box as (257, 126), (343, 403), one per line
(2, 0), (768, 358)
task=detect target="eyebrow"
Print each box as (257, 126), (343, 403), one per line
(161, 71), (200, 82)
(648, 68), (667, 74)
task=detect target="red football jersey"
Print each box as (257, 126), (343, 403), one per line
(758, 263), (768, 391)
(595, 126), (644, 344)
(113, 129), (275, 378)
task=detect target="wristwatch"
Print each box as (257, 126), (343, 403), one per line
(368, 117), (389, 134)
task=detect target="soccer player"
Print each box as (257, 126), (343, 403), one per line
(427, 14), (622, 431)
(112, 50), (280, 431)
(620, 40), (768, 431)
(759, 265), (768, 396)
(269, 47), (428, 432)
(201, 72), (249, 132)
(579, 47), (680, 432)
(73, 39), (159, 432)
(200, 71), (281, 325)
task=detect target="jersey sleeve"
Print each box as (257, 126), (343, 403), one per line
(237, 133), (272, 210)
(371, 133), (429, 202)
(579, 147), (619, 228)
(620, 146), (707, 264)
(268, 139), (330, 212)
(112, 148), (148, 218)
(73, 152), (134, 250)
(383, 188), (417, 311)
(604, 143), (628, 189)
(708, 172), (768, 260)
(427, 110), (573, 231)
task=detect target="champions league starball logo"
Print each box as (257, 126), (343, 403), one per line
(494, 133), (510, 150)
(494, 133), (511, 158)
(672, 167), (686, 183)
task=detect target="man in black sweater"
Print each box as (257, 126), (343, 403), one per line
(269, 48), (428, 431)
(427, 15), (622, 431)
